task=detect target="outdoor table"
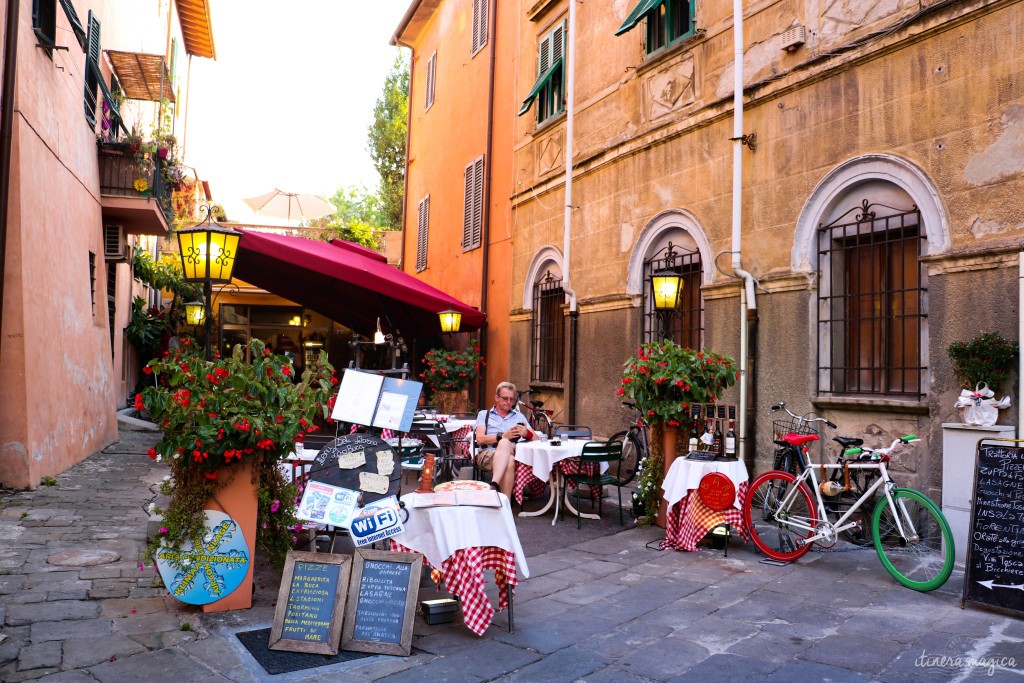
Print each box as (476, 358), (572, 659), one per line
(438, 416), (475, 457)
(389, 491), (529, 635)
(513, 439), (605, 525)
(661, 458), (751, 551)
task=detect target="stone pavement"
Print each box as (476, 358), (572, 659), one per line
(1, 428), (1022, 682)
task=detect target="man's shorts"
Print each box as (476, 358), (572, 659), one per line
(475, 448), (496, 472)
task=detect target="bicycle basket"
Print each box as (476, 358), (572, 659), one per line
(772, 418), (820, 441)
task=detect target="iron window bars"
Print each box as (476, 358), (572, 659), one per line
(532, 271), (565, 383)
(642, 241), (703, 347)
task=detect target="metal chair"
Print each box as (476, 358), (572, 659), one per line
(563, 434), (625, 529)
(554, 424), (593, 440)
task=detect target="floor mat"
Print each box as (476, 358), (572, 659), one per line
(235, 628), (375, 675)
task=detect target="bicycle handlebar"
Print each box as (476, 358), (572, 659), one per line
(769, 401), (837, 430)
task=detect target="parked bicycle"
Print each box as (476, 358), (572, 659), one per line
(767, 402), (879, 545)
(515, 389), (555, 437)
(744, 432), (954, 591)
(613, 401), (647, 487)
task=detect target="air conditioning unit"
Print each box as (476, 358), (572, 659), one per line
(780, 25), (806, 52)
(103, 224), (128, 262)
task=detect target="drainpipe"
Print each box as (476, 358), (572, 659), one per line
(1019, 252), (1023, 438)
(0, 0), (21, 363)
(476, 0), (497, 407)
(730, 0), (758, 474)
(563, 0), (578, 423)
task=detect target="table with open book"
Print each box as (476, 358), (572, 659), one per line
(389, 490), (529, 635)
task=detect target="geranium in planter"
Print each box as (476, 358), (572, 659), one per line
(618, 340), (738, 525)
(419, 340), (483, 413)
(141, 338), (336, 571)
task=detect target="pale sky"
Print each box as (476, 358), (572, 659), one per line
(183, 1), (410, 225)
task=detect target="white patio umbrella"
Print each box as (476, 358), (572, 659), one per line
(242, 189), (337, 222)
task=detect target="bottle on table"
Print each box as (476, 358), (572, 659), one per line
(712, 418), (723, 455)
(725, 420), (736, 458)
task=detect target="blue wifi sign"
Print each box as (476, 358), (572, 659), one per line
(350, 496), (404, 547)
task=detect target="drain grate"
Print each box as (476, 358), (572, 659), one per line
(235, 628), (375, 675)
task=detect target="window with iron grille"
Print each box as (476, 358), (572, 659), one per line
(89, 251), (97, 317)
(517, 20), (565, 125)
(462, 156), (484, 251)
(471, 0), (488, 55)
(642, 243), (703, 347)
(425, 51), (436, 111)
(817, 200), (926, 397)
(616, 0), (697, 56)
(416, 195), (429, 272)
(107, 262), (116, 359)
(532, 271), (565, 383)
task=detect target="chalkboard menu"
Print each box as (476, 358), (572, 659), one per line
(342, 548), (422, 656)
(308, 434), (401, 506)
(962, 440), (1024, 617)
(269, 552), (351, 655)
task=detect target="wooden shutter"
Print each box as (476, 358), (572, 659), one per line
(538, 33), (551, 76)
(462, 157), (484, 251)
(551, 22), (564, 65)
(472, 0), (488, 54)
(416, 196), (429, 272)
(83, 10), (101, 126)
(425, 52), (436, 110)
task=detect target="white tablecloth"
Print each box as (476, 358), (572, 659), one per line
(514, 439), (590, 481)
(392, 492), (530, 578)
(662, 458), (749, 510)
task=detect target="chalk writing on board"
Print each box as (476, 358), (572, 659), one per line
(963, 444), (1024, 616)
(281, 562), (340, 643)
(352, 560), (410, 644)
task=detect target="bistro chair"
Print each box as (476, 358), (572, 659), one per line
(563, 433), (625, 529)
(554, 424), (593, 440)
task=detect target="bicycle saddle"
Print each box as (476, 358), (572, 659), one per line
(832, 436), (864, 448)
(530, 400), (544, 408)
(782, 433), (819, 446)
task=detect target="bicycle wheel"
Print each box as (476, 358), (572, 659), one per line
(744, 470), (818, 561)
(610, 432), (642, 487)
(871, 488), (954, 591)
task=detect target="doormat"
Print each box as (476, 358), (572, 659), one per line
(235, 628), (375, 675)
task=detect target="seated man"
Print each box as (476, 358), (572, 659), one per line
(475, 381), (535, 497)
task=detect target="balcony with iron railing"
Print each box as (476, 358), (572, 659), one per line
(97, 143), (174, 235)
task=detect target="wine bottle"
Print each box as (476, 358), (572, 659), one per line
(712, 419), (723, 455)
(725, 419), (736, 457)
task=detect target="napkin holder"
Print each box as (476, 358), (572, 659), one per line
(421, 598), (458, 625)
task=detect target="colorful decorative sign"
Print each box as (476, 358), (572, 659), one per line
(349, 496), (404, 547)
(155, 510), (250, 605)
(697, 472), (736, 512)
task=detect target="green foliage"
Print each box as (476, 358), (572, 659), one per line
(419, 340), (484, 392)
(947, 331), (1019, 392)
(306, 186), (385, 249)
(619, 341), (739, 426)
(132, 247), (201, 301)
(367, 53), (409, 229)
(126, 297), (167, 359)
(141, 338), (337, 570)
(40, 476), (57, 487)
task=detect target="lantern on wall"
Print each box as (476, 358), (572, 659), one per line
(438, 309), (462, 335)
(184, 301), (206, 326)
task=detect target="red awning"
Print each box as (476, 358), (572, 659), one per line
(233, 230), (485, 337)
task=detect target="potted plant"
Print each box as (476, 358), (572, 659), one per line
(140, 338), (336, 606)
(157, 133), (176, 160)
(618, 341), (738, 525)
(947, 331), (1019, 394)
(124, 130), (143, 154)
(419, 339), (483, 414)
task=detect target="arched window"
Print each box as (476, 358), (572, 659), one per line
(532, 270), (565, 383)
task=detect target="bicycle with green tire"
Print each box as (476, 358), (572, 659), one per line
(743, 433), (955, 591)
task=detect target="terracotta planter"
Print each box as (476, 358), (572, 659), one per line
(654, 426), (678, 528)
(201, 458), (258, 612)
(434, 389), (471, 415)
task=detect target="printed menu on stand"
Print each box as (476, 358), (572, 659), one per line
(331, 370), (422, 432)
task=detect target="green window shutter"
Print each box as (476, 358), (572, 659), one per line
(417, 195), (429, 272)
(518, 24), (563, 117)
(615, 0), (664, 36)
(83, 10), (101, 127)
(58, 0), (88, 51)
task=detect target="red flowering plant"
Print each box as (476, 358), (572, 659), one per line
(419, 339), (484, 392)
(619, 340), (738, 521)
(141, 337), (335, 570)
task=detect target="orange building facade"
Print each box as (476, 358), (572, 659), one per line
(392, 0), (517, 401)
(0, 0), (215, 488)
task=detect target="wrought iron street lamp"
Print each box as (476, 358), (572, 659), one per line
(176, 206), (241, 360)
(438, 309), (462, 335)
(184, 301), (206, 326)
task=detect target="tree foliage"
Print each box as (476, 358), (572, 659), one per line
(306, 186), (385, 248)
(367, 53), (409, 229)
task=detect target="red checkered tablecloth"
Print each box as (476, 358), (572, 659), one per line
(661, 481), (751, 551)
(512, 459), (600, 505)
(389, 541), (517, 636)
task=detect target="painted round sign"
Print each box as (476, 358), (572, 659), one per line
(155, 509), (250, 605)
(697, 472), (736, 512)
